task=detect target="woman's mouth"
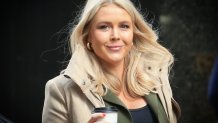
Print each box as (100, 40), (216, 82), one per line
(106, 45), (123, 51)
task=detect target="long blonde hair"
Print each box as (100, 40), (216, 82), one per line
(69, 0), (174, 97)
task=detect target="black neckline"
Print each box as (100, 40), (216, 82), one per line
(129, 104), (149, 112)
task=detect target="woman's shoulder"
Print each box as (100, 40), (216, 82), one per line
(45, 74), (75, 93)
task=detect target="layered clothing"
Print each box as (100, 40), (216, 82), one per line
(42, 52), (181, 123)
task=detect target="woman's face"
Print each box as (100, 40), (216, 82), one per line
(88, 4), (133, 66)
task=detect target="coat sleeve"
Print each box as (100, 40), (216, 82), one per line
(42, 79), (69, 123)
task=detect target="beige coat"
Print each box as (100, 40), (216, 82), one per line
(42, 56), (181, 123)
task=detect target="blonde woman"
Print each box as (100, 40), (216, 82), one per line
(42, 0), (181, 123)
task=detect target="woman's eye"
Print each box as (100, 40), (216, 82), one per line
(98, 25), (110, 30)
(120, 24), (129, 29)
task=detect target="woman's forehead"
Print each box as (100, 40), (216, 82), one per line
(92, 4), (132, 23)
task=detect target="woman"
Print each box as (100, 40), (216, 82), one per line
(42, 0), (181, 123)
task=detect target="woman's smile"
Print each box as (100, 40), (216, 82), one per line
(105, 44), (125, 52)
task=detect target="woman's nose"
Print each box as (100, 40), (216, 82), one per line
(110, 28), (120, 41)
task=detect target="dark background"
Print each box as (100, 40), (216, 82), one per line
(1, 0), (217, 123)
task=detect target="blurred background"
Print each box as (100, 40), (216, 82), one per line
(1, 0), (217, 122)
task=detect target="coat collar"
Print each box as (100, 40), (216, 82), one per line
(63, 47), (105, 107)
(64, 45), (95, 92)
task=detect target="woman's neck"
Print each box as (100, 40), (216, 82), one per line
(102, 60), (124, 81)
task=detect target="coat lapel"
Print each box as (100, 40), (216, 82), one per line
(145, 93), (169, 123)
(103, 90), (169, 123)
(102, 90), (126, 108)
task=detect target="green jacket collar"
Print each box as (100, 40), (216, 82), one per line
(103, 90), (168, 123)
(145, 93), (169, 123)
(103, 90), (126, 107)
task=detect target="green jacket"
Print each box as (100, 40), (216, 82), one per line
(103, 90), (168, 123)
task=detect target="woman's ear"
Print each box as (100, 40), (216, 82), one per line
(87, 31), (92, 43)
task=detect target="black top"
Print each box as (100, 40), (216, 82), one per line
(129, 105), (158, 123)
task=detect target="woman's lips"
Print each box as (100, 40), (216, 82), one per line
(106, 45), (124, 51)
